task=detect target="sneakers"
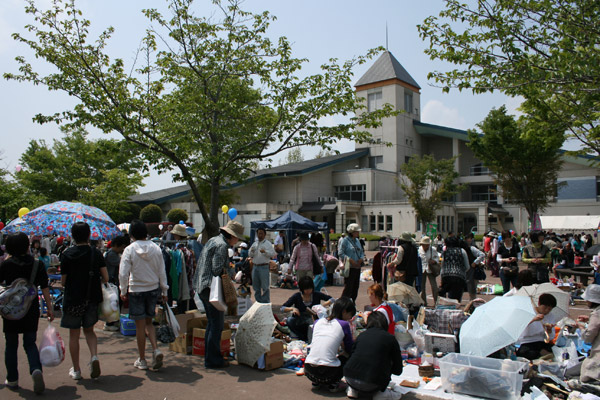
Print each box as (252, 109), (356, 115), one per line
(89, 356), (101, 379)
(346, 385), (359, 399)
(134, 358), (148, 370)
(69, 367), (82, 380)
(32, 369), (45, 394)
(151, 350), (163, 370)
(4, 379), (18, 391)
(103, 324), (119, 331)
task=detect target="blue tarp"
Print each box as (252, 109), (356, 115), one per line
(249, 211), (328, 252)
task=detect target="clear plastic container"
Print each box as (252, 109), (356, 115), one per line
(439, 353), (527, 400)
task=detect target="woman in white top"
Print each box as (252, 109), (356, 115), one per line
(304, 297), (355, 393)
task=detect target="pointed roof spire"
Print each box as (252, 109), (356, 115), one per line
(355, 51), (421, 90)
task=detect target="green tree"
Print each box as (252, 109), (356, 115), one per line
(315, 148), (335, 159)
(399, 155), (464, 227)
(0, 161), (30, 222)
(167, 208), (188, 223)
(15, 127), (146, 222)
(417, 0), (600, 160)
(6, 0), (394, 236)
(280, 147), (304, 165)
(140, 204), (163, 223)
(467, 106), (563, 222)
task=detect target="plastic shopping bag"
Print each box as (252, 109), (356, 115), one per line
(209, 276), (227, 311)
(99, 283), (120, 322)
(39, 324), (65, 367)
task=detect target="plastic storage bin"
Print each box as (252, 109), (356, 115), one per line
(119, 314), (136, 336)
(439, 353), (527, 400)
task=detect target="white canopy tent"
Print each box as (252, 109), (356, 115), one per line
(539, 215), (600, 232)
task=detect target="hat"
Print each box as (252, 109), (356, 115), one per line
(171, 224), (188, 237)
(400, 232), (415, 243)
(221, 220), (245, 240)
(487, 231), (498, 238)
(239, 242), (248, 248)
(346, 223), (361, 234)
(582, 284), (600, 304)
(299, 231), (309, 240)
(419, 236), (431, 245)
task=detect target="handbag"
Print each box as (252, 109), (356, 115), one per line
(156, 305), (177, 343)
(312, 248), (323, 275)
(0, 260), (39, 320)
(474, 265), (487, 281)
(65, 247), (95, 317)
(342, 257), (351, 278)
(220, 272), (238, 307)
(209, 276), (227, 311)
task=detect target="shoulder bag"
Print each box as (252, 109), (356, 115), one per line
(220, 272), (238, 307)
(0, 259), (39, 320)
(428, 247), (441, 277)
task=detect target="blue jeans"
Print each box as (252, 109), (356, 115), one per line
(500, 268), (518, 294)
(4, 331), (42, 383)
(252, 265), (270, 303)
(199, 288), (225, 368)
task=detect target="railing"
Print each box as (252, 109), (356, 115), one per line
(470, 165), (490, 176)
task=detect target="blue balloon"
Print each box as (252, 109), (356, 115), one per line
(179, 220), (184, 225)
(228, 208), (238, 219)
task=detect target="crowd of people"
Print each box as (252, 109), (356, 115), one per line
(1, 218), (599, 397)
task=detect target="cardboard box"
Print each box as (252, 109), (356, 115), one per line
(262, 341), (284, 371)
(169, 333), (192, 354)
(191, 319), (232, 356)
(168, 314), (208, 354)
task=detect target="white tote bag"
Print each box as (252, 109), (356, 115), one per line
(165, 305), (180, 338)
(209, 276), (227, 311)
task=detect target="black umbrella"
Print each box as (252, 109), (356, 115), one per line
(585, 243), (600, 256)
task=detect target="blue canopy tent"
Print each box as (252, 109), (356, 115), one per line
(249, 210), (329, 254)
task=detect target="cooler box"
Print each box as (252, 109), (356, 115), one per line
(439, 353), (527, 400)
(120, 315), (136, 336)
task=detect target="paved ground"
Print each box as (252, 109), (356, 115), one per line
(0, 260), (593, 399)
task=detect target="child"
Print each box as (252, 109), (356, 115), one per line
(38, 247), (51, 271)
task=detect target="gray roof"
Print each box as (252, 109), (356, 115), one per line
(355, 51), (421, 89)
(129, 149), (369, 204)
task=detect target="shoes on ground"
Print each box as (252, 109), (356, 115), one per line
(4, 379), (18, 391)
(134, 358), (148, 370)
(347, 385), (359, 399)
(69, 367), (82, 380)
(89, 356), (101, 379)
(32, 369), (45, 394)
(103, 324), (119, 331)
(151, 349), (163, 370)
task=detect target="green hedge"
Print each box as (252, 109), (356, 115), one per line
(167, 208), (188, 223)
(329, 233), (381, 241)
(139, 204), (163, 223)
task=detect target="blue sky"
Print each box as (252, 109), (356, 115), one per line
(0, 0), (524, 193)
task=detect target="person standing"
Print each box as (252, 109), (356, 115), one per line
(274, 231), (287, 263)
(418, 236), (440, 306)
(464, 233), (486, 301)
(289, 232), (322, 282)
(193, 220), (245, 368)
(103, 235), (130, 331)
(248, 228), (276, 303)
(497, 231), (520, 295)
(523, 231), (552, 283)
(439, 237), (470, 302)
(0, 233), (54, 394)
(60, 222), (109, 381)
(387, 232), (419, 287)
(340, 224), (364, 303)
(119, 220), (168, 371)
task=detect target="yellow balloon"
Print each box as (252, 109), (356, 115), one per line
(18, 207), (30, 218)
(221, 205), (229, 213)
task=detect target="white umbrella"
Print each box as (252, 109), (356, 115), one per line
(234, 302), (276, 367)
(460, 296), (536, 357)
(515, 283), (570, 320)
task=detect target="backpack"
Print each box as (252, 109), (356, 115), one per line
(0, 260), (39, 320)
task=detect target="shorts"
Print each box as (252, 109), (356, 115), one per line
(61, 302), (99, 329)
(128, 288), (160, 320)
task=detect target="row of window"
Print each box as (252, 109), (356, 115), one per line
(361, 215), (393, 232)
(334, 185), (366, 202)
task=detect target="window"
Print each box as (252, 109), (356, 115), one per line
(386, 215), (392, 231)
(405, 156), (411, 164)
(370, 215), (376, 231)
(416, 219), (421, 232)
(377, 215), (384, 231)
(440, 215), (445, 232)
(368, 156), (383, 168)
(334, 184), (366, 201)
(437, 215), (441, 232)
(470, 163), (490, 176)
(470, 185), (497, 201)
(450, 216), (454, 233)
(368, 91), (382, 112)
(361, 215), (368, 231)
(404, 92), (413, 113)
(505, 216), (514, 223)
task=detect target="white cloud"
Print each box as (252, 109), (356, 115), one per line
(421, 100), (467, 130)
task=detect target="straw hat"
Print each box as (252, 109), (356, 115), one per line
(419, 236), (432, 245)
(171, 224), (188, 237)
(221, 220), (245, 240)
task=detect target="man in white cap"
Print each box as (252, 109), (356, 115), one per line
(418, 236), (440, 306)
(248, 228), (276, 303)
(193, 220), (245, 369)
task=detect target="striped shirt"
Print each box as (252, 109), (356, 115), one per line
(194, 233), (229, 294)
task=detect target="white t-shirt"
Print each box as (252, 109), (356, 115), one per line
(518, 313), (558, 345)
(274, 235), (284, 246)
(306, 318), (350, 367)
